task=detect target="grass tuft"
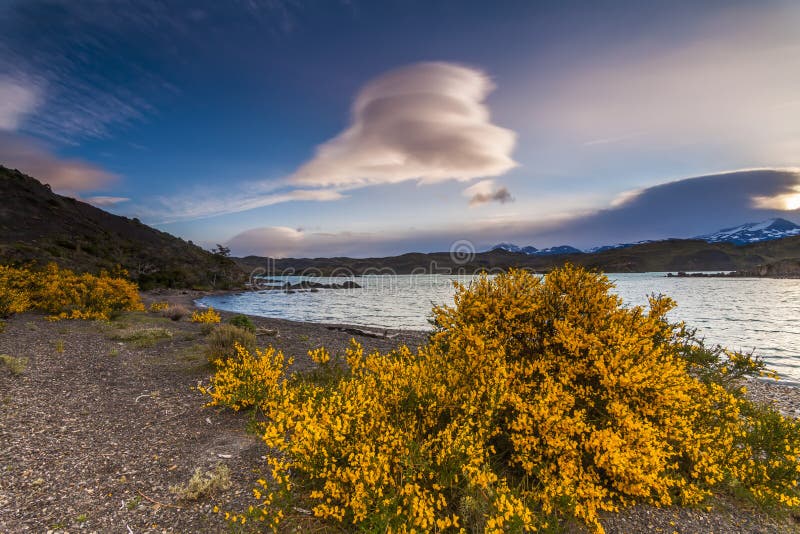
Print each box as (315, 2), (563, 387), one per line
(170, 464), (232, 501)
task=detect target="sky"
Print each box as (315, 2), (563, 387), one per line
(1, 0), (800, 257)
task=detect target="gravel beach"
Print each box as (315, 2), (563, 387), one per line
(1, 290), (798, 533)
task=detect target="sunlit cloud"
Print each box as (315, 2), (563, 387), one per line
(753, 185), (800, 211)
(610, 188), (644, 208)
(85, 196), (130, 206)
(227, 226), (375, 258)
(0, 133), (117, 194)
(290, 62), (517, 188)
(463, 179), (513, 206)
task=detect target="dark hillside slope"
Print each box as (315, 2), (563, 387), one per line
(0, 166), (242, 289)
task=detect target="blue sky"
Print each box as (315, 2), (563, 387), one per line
(1, 0), (799, 257)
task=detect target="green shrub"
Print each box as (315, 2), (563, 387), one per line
(0, 354), (27, 375)
(227, 314), (255, 333)
(205, 324), (256, 365)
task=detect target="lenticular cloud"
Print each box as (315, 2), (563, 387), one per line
(290, 62), (517, 187)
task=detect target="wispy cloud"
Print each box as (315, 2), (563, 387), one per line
(0, 133), (118, 195)
(290, 62), (517, 188)
(0, 76), (40, 130)
(138, 185), (345, 223)
(0, 2), (164, 142)
(463, 179), (514, 206)
(85, 196), (130, 206)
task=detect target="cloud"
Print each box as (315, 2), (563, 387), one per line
(0, 133), (117, 194)
(85, 196), (130, 206)
(140, 186), (345, 223)
(0, 2), (161, 142)
(290, 62), (517, 188)
(753, 184), (800, 211)
(228, 226), (375, 258)
(463, 179), (514, 206)
(0, 77), (40, 130)
(142, 62), (516, 222)
(518, 169), (800, 248)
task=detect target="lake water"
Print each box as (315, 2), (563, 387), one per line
(198, 273), (800, 385)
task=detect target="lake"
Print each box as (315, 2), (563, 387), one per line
(198, 273), (800, 385)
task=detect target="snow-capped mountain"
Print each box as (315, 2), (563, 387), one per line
(536, 245), (583, 255)
(585, 240), (656, 253)
(489, 218), (799, 257)
(491, 243), (539, 254)
(696, 218), (800, 245)
(490, 243), (581, 256)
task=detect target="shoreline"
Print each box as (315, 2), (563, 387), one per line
(146, 288), (800, 392)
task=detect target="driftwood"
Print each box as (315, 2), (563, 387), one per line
(326, 326), (400, 339)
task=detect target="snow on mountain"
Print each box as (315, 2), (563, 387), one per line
(489, 218), (799, 256)
(585, 240), (656, 253)
(536, 245), (583, 255)
(489, 243), (581, 256)
(491, 243), (534, 254)
(696, 218), (800, 245)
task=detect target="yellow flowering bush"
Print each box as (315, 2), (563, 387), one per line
(149, 301), (170, 312)
(202, 265), (800, 532)
(0, 263), (143, 320)
(0, 265), (31, 317)
(191, 306), (221, 324)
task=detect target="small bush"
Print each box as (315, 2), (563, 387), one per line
(227, 314), (255, 333)
(170, 464), (231, 501)
(149, 301), (169, 313)
(191, 307), (221, 324)
(162, 304), (189, 321)
(112, 327), (173, 348)
(0, 354), (27, 375)
(205, 324), (256, 365)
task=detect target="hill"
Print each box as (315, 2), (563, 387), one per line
(0, 166), (243, 289)
(235, 235), (800, 276)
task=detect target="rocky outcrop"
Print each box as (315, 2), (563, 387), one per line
(667, 259), (800, 278)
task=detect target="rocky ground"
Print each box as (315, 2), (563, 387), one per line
(0, 290), (798, 533)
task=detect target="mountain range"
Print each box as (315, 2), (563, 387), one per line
(490, 218), (800, 256)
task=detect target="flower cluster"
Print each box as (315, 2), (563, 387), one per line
(0, 265), (31, 318)
(149, 301), (170, 313)
(203, 265), (800, 532)
(191, 306), (221, 324)
(0, 263), (143, 320)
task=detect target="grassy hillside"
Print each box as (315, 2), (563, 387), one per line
(236, 236), (800, 275)
(0, 166), (243, 289)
